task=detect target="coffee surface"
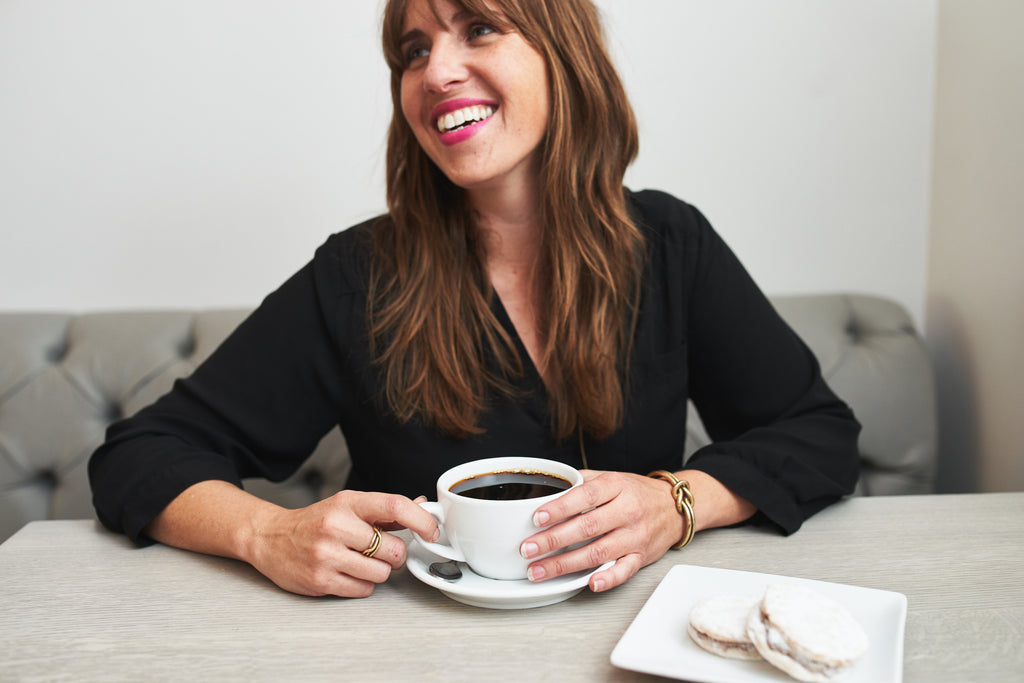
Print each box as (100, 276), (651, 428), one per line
(450, 470), (571, 500)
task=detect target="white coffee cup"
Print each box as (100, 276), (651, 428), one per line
(411, 456), (582, 580)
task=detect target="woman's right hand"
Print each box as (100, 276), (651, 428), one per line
(145, 481), (439, 598)
(246, 490), (440, 597)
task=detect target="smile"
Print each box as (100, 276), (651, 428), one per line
(435, 104), (496, 134)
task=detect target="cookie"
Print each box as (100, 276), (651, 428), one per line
(687, 594), (763, 660)
(746, 583), (869, 682)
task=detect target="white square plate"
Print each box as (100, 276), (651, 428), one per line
(611, 565), (907, 683)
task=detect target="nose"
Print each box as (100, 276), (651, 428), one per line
(421, 38), (467, 92)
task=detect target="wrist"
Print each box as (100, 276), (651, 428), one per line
(676, 469), (757, 531)
(232, 496), (287, 568)
(647, 470), (695, 549)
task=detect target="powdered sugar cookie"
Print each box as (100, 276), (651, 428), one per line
(746, 583), (869, 682)
(687, 594), (763, 661)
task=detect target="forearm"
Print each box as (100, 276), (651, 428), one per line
(674, 469), (756, 535)
(143, 480), (281, 566)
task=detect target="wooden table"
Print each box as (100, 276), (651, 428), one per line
(2, 493), (1022, 681)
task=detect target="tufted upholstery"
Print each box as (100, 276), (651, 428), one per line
(0, 310), (351, 543)
(0, 294), (936, 542)
(683, 294), (937, 497)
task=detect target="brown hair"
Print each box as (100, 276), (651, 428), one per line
(371, 0), (642, 440)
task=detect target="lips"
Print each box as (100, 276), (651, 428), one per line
(436, 104), (495, 134)
(431, 98), (497, 144)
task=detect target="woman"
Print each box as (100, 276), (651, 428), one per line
(89, 0), (860, 598)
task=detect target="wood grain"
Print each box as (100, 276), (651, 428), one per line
(2, 494), (1022, 681)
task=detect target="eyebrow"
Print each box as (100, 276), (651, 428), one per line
(398, 28), (425, 49)
(399, 9), (474, 48)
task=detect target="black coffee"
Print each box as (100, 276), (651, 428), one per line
(449, 470), (571, 500)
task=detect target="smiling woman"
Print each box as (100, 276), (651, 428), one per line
(88, 0), (861, 600)
(377, 0), (642, 443)
(397, 1), (551, 192)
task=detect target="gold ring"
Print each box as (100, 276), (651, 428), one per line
(362, 526), (383, 558)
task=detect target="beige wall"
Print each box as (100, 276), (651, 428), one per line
(927, 0), (1024, 492)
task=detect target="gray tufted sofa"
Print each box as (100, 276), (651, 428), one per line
(0, 294), (937, 543)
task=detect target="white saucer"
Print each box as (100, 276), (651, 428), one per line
(406, 541), (614, 610)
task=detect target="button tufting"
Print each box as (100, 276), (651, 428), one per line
(37, 470), (58, 489)
(177, 335), (197, 359)
(104, 403), (124, 422)
(45, 343), (68, 364)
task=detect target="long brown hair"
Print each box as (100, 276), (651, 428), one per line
(372, 0), (643, 440)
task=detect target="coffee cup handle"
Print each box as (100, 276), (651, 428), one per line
(411, 501), (466, 563)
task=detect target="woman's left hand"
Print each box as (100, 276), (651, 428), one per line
(520, 468), (757, 591)
(517, 470), (686, 592)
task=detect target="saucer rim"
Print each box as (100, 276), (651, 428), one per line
(405, 541), (613, 608)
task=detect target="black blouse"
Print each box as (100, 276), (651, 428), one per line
(89, 190), (860, 545)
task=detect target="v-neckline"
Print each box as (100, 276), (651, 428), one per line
(490, 292), (550, 400)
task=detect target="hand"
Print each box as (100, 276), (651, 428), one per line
(517, 470), (685, 593)
(247, 490), (439, 598)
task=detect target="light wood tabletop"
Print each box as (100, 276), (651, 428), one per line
(2, 492), (1022, 681)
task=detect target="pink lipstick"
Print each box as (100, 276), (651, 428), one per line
(432, 98), (497, 146)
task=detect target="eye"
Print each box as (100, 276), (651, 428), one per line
(404, 43), (429, 66)
(467, 23), (497, 40)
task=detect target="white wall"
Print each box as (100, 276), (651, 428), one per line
(608, 1), (936, 324)
(0, 0), (937, 325)
(1, 0), (392, 310)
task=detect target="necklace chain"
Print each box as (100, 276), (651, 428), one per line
(578, 429), (589, 470)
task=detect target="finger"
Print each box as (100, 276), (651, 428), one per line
(278, 554), (381, 598)
(286, 573), (376, 599)
(347, 491), (439, 542)
(377, 495), (430, 531)
(314, 501), (403, 570)
(343, 548), (396, 583)
(521, 491), (621, 560)
(357, 526), (409, 570)
(588, 554), (642, 593)
(324, 529), (397, 584)
(525, 528), (624, 582)
(530, 475), (614, 527)
(326, 575), (376, 599)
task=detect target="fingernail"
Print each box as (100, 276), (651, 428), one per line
(528, 565), (546, 582)
(431, 528), (440, 542)
(520, 542), (539, 559)
(533, 510), (550, 527)
(591, 578), (606, 592)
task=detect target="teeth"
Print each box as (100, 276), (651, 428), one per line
(437, 104), (495, 133)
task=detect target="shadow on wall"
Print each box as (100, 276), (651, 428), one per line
(925, 295), (980, 493)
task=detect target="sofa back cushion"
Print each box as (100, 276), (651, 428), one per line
(0, 294), (936, 543)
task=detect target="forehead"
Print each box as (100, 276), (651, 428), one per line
(401, 0), (504, 32)
(402, 0), (461, 29)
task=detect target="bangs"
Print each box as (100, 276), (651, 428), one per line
(382, 0), (524, 73)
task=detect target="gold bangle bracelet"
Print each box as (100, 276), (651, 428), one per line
(648, 470), (696, 549)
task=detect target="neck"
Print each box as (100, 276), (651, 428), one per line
(470, 182), (549, 383)
(468, 178), (543, 271)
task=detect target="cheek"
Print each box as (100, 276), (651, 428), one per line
(516, 56), (551, 129)
(516, 74), (551, 133)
